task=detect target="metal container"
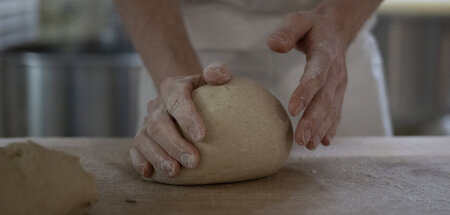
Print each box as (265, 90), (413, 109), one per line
(0, 42), (141, 137)
(374, 15), (450, 134)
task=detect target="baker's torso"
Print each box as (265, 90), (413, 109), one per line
(138, 0), (392, 136)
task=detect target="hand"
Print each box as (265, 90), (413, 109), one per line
(131, 63), (232, 177)
(267, 8), (350, 150)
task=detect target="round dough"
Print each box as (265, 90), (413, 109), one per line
(148, 77), (293, 185)
(0, 141), (98, 215)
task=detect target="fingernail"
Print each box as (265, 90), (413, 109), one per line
(212, 69), (226, 77)
(189, 125), (202, 141)
(181, 153), (197, 168)
(294, 102), (304, 116)
(140, 164), (149, 177)
(210, 70), (229, 82)
(206, 65), (220, 74)
(306, 140), (316, 150)
(302, 129), (311, 145)
(314, 136), (321, 147)
(323, 135), (331, 146)
(161, 161), (175, 177)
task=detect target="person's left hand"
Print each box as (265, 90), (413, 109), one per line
(266, 9), (351, 150)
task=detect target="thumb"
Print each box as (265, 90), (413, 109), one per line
(202, 62), (232, 85)
(267, 12), (312, 53)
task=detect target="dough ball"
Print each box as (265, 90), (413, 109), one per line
(0, 141), (98, 215)
(148, 77), (293, 185)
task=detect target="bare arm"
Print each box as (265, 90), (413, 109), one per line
(317, 0), (383, 47)
(267, 0), (382, 150)
(114, 0), (201, 88)
(115, 0), (232, 178)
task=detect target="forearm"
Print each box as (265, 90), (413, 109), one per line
(114, 0), (201, 88)
(315, 0), (383, 47)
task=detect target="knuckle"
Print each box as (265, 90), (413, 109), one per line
(301, 118), (317, 129)
(165, 86), (191, 117)
(328, 47), (338, 58)
(298, 80), (316, 98)
(148, 100), (166, 119)
(315, 73), (327, 86)
(166, 94), (183, 115)
(146, 119), (163, 137)
(303, 72), (326, 90)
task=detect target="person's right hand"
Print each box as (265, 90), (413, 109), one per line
(130, 63), (232, 178)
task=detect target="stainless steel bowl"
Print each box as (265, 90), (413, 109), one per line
(0, 42), (142, 137)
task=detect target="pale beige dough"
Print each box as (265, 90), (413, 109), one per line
(0, 141), (98, 215)
(148, 77), (293, 185)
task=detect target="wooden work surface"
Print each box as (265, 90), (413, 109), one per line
(1, 137), (450, 214)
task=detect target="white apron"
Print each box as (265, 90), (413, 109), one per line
(138, 0), (393, 136)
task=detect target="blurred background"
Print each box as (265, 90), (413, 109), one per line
(0, 0), (449, 137)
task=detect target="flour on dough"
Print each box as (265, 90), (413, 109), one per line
(147, 77), (293, 185)
(0, 141), (98, 215)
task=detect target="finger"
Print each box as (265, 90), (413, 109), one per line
(325, 89), (345, 144)
(203, 62), (232, 85)
(308, 109), (336, 150)
(160, 77), (206, 141)
(294, 66), (339, 146)
(321, 80), (346, 149)
(146, 102), (200, 168)
(322, 135), (331, 146)
(267, 12), (312, 53)
(289, 46), (335, 117)
(129, 146), (153, 177)
(325, 59), (348, 143)
(300, 60), (346, 149)
(135, 127), (180, 177)
(306, 140), (317, 151)
(325, 108), (342, 145)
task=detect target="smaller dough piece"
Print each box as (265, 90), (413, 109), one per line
(0, 141), (98, 215)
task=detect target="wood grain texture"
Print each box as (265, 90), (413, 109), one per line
(1, 137), (450, 215)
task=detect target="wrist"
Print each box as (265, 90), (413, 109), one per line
(313, 3), (356, 48)
(152, 57), (203, 88)
(144, 41), (202, 87)
(313, 0), (382, 47)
